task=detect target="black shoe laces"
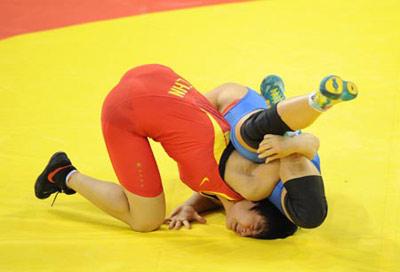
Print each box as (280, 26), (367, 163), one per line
(51, 191), (60, 207)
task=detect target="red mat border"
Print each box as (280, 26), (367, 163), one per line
(0, 0), (248, 40)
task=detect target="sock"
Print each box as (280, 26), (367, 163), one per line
(308, 92), (334, 112)
(65, 170), (78, 188)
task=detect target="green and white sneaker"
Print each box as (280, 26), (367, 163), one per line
(310, 75), (358, 111)
(260, 75), (300, 137)
(260, 75), (286, 107)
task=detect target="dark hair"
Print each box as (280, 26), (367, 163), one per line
(250, 198), (298, 239)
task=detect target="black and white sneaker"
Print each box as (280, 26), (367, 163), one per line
(35, 152), (76, 200)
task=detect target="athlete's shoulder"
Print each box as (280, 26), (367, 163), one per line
(206, 82), (248, 112)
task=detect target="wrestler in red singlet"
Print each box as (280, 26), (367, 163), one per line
(101, 64), (242, 200)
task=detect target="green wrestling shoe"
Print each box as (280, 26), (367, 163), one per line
(311, 75), (358, 111)
(260, 75), (300, 137)
(260, 75), (286, 107)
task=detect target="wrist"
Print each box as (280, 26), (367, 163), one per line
(182, 202), (196, 209)
(292, 137), (315, 159)
(285, 136), (299, 155)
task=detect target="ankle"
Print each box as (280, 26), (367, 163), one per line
(65, 170), (78, 188)
(308, 92), (332, 112)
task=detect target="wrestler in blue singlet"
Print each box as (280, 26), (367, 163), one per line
(223, 88), (321, 213)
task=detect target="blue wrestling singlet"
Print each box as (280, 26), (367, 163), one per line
(223, 88), (321, 213)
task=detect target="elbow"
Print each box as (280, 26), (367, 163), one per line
(313, 135), (320, 152)
(306, 135), (320, 160)
(308, 134), (320, 154)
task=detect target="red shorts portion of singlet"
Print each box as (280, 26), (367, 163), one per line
(101, 64), (243, 200)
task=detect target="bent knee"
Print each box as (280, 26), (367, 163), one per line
(128, 221), (162, 232)
(291, 201), (328, 228)
(126, 215), (164, 233)
(283, 175), (327, 228)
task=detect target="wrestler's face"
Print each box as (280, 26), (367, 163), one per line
(225, 200), (265, 237)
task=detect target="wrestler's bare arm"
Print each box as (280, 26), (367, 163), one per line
(258, 133), (320, 163)
(176, 192), (221, 211)
(165, 193), (222, 229)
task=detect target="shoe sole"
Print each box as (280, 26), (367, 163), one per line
(320, 75), (343, 99)
(342, 81), (358, 101)
(320, 75), (358, 101)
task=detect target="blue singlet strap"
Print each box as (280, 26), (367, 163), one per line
(224, 89), (268, 163)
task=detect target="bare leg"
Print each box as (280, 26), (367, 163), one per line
(67, 172), (132, 225)
(277, 95), (321, 130)
(277, 75), (358, 130)
(239, 75), (358, 150)
(67, 172), (166, 232)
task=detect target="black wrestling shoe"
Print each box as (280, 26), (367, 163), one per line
(35, 152), (76, 200)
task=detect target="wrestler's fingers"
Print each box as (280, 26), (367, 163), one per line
(257, 144), (272, 153)
(263, 134), (275, 139)
(259, 138), (272, 145)
(258, 149), (276, 159)
(194, 213), (206, 224)
(173, 220), (183, 230)
(265, 155), (279, 164)
(183, 220), (191, 229)
(258, 152), (268, 159)
(168, 220), (176, 230)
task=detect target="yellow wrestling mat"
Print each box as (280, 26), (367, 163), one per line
(0, 0), (399, 271)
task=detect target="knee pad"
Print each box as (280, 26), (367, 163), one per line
(283, 175), (328, 228)
(240, 104), (292, 149)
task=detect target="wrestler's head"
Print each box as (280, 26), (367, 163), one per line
(226, 198), (297, 239)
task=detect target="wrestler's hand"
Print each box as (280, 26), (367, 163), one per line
(164, 205), (206, 230)
(257, 134), (295, 163)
